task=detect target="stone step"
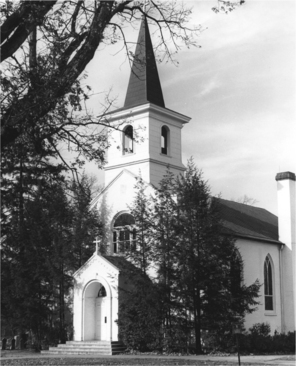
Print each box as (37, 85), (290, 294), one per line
(42, 349), (125, 355)
(63, 341), (122, 346)
(56, 344), (112, 349)
(41, 341), (125, 356)
(66, 341), (115, 344)
(42, 350), (112, 355)
(53, 346), (111, 351)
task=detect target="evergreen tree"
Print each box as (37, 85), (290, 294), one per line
(1, 130), (65, 344)
(174, 159), (260, 353)
(117, 272), (162, 352)
(1, 180), (73, 346)
(1, 171), (104, 346)
(70, 173), (103, 267)
(128, 177), (154, 275)
(151, 171), (185, 351)
(128, 159), (260, 354)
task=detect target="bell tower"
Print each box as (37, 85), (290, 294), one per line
(104, 17), (190, 187)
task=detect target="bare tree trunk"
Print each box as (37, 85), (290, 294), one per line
(193, 287), (202, 354)
(18, 151), (25, 347)
(192, 212), (202, 354)
(29, 27), (37, 70)
(59, 258), (66, 343)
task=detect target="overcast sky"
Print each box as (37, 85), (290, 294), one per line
(83, 0), (296, 216)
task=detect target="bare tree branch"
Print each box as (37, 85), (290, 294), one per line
(1, 1), (57, 62)
(0, 0), (225, 163)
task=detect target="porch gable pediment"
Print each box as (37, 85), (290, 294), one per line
(73, 253), (120, 280)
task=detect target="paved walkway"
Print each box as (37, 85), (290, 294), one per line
(0, 350), (295, 365)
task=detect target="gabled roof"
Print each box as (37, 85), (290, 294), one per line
(73, 252), (120, 277)
(90, 169), (133, 209)
(90, 169), (154, 210)
(104, 255), (142, 275)
(124, 17), (165, 109)
(218, 198), (280, 244)
(73, 252), (143, 279)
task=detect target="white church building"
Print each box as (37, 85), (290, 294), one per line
(58, 18), (295, 354)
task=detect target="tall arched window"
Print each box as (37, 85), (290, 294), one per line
(123, 125), (133, 154)
(161, 126), (170, 155)
(113, 213), (136, 254)
(264, 255), (274, 311)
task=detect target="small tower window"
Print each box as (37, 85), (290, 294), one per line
(161, 126), (169, 155)
(123, 125), (134, 154)
(113, 213), (136, 254)
(264, 256), (274, 311)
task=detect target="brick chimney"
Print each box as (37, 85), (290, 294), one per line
(275, 171), (296, 332)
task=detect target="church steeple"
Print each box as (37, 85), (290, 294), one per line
(124, 17), (165, 109)
(104, 17), (190, 188)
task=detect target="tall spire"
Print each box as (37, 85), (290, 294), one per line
(124, 17), (165, 108)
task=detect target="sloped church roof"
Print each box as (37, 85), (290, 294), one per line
(219, 198), (280, 244)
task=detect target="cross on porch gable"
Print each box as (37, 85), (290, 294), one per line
(93, 236), (100, 255)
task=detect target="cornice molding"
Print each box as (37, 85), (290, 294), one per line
(104, 157), (186, 172)
(104, 103), (190, 125)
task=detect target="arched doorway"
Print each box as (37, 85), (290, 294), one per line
(83, 281), (110, 341)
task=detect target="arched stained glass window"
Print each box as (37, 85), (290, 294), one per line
(161, 126), (169, 155)
(123, 125), (133, 154)
(113, 213), (136, 254)
(264, 256), (273, 311)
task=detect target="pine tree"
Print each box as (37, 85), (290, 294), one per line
(1, 132), (65, 344)
(151, 170), (185, 351)
(117, 272), (162, 352)
(128, 159), (260, 354)
(1, 170), (105, 346)
(70, 173), (103, 267)
(1, 180), (72, 346)
(128, 176), (154, 275)
(174, 159), (260, 353)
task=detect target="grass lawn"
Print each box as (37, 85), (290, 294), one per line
(1, 356), (292, 366)
(1, 352), (294, 366)
(0, 359), (245, 366)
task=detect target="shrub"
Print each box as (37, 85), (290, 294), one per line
(249, 322), (271, 337)
(117, 275), (163, 352)
(201, 323), (295, 355)
(201, 330), (236, 354)
(272, 331), (295, 353)
(239, 323), (295, 355)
